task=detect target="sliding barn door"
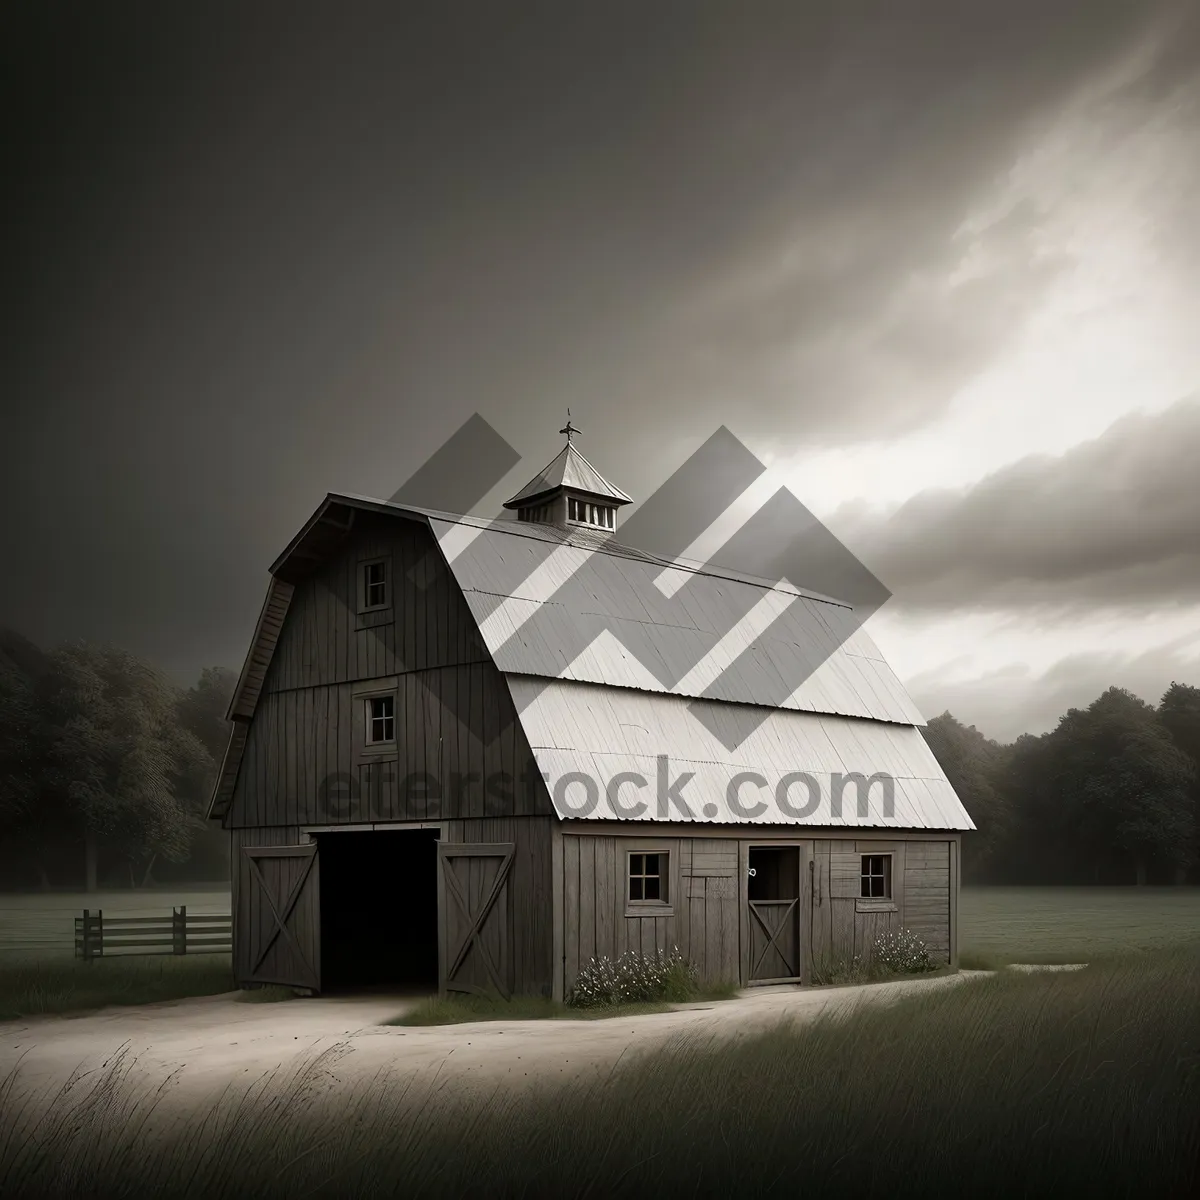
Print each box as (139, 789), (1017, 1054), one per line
(240, 843), (321, 991)
(438, 842), (514, 999)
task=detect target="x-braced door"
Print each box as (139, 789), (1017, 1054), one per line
(745, 843), (806, 984)
(241, 843), (320, 991)
(438, 842), (514, 999)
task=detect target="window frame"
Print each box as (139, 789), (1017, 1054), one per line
(357, 556), (392, 615)
(351, 678), (400, 763)
(625, 847), (673, 916)
(859, 853), (892, 900)
(365, 693), (396, 747)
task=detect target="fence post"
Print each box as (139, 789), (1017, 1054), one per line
(81, 909), (92, 962)
(174, 906), (187, 956)
(96, 910), (103, 959)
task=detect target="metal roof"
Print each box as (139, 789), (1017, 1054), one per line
(507, 677), (973, 829)
(503, 442), (633, 507)
(428, 513), (924, 726)
(211, 491), (952, 828)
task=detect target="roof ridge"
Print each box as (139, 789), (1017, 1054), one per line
(316, 493), (854, 608)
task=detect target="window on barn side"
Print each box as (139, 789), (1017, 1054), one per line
(366, 694), (395, 745)
(628, 851), (668, 904)
(359, 559), (389, 611)
(860, 854), (891, 899)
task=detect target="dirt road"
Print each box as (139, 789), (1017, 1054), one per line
(2, 973), (979, 1124)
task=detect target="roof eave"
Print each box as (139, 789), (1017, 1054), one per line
(502, 484), (634, 510)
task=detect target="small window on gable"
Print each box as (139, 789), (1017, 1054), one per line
(366, 694), (395, 745)
(628, 851), (668, 904)
(860, 854), (891, 899)
(359, 558), (389, 612)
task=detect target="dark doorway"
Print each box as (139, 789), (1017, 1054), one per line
(747, 845), (801, 983)
(318, 829), (439, 992)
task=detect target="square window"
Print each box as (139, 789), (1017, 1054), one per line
(860, 854), (891, 899)
(628, 850), (667, 904)
(366, 694), (395, 745)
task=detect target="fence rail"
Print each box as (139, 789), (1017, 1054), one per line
(74, 906), (232, 961)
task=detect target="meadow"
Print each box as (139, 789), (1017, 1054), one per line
(1, 884), (1198, 1017)
(1, 944), (1195, 1197)
(958, 885), (1200, 965)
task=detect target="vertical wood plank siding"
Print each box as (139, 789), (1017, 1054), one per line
(444, 817), (555, 997)
(230, 825), (308, 983)
(226, 515), (551, 828)
(560, 834), (740, 994)
(561, 832), (955, 993)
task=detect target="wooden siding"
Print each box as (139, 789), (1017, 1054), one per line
(559, 831), (955, 993)
(812, 837), (951, 967)
(224, 515), (552, 828)
(264, 515), (488, 693)
(902, 839), (951, 961)
(560, 834), (740, 994)
(230, 825), (310, 985)
(445, 817), (555, 997)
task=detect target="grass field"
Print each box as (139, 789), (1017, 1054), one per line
(1, 885), (1198, 1019)
(959, 885), (1200, 964)
(2, 944), (1195, 1197)
(0, 886), (231, 957)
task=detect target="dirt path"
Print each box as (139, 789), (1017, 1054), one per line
(2, 973), (980, 1123)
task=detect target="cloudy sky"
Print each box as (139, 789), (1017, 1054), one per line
(4, 1), (1198, 742)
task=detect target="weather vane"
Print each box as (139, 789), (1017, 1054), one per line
(559, 409), (580, 444)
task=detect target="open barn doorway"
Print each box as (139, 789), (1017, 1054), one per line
(318, 828), (439, 993)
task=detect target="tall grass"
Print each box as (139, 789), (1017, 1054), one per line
(2, 945), (1196, 1197)
(0, 955), (236, 1020)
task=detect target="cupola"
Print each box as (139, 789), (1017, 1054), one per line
(502, 414), (632, 532)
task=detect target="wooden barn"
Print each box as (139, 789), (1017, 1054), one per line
(208, 433), (974, 997)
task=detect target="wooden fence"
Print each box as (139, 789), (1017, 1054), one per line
(74, 906), (232, 961)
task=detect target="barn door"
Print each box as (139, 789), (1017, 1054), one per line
(745, 843), (808, 984)
(438, 842), (514, 999)
(241, 843), (320, 991)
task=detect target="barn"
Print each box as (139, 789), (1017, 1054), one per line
(208, 433), (974, 997)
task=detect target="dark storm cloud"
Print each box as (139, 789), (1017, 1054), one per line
(0, 1), (1194, 678)
(845, 397), (1200, 614)
(907, 633), (1200, 742)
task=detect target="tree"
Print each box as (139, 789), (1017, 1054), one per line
(1159, 682), (1200, 880)
(38, 642), (208, 888)
(170, 666), (237, 883)
(995, 729), (1068, 883)
(922, 712), (1011, 880)
(1050, 688), (1196, 885)
(178, 666), (238, 761)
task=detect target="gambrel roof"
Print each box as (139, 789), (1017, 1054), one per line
(209, 492), (974, 831)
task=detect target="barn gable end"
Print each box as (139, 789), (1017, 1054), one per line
(213, 506), (552, 829)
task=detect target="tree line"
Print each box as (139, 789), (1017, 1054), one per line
(2, 624), (1198, 889)
(0, 628), (234, 890)
(924, 683), (1200, 885)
